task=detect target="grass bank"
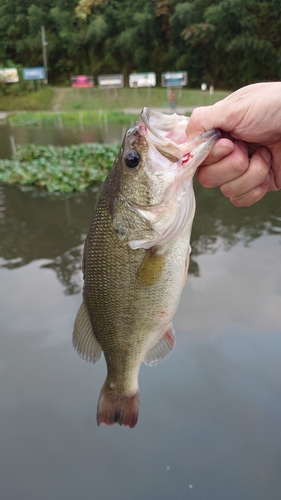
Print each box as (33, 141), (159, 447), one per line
(63, 87), (230, 111)
(0, 86), (54, 111)
(9, 110), (139, 127)
(0, 85), (231, 115)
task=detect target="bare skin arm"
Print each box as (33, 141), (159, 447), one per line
(185, 82), (281, 206)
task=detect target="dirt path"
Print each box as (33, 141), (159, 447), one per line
(51, 87), (73, 112)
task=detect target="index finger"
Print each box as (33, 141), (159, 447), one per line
(202, 137), (234, 165)
(186, 105), (224, 139)
(197, 141), (249, 188)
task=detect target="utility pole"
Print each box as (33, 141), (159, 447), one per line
(41, 26), (48, 84)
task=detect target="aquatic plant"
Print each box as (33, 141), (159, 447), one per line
(0, 143), (120, 193)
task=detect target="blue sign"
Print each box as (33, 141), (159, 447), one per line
(23, 67), (45, 80)
(164, 78), (183, 87)
(161, 71), (188, 87)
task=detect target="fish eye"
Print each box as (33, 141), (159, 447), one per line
(124, 150), (140, 169)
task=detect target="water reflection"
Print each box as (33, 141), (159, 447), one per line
(1, 181), (281, 500)
(0, 182), (280, 295)
(192, 183), (281, 258)
(0, 184), (99, 294)
(0, 122), (127, 159)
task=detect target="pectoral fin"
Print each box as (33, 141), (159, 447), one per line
(136, 248), (165, 286)
(144, 325), (176, 366)
(72, 301), (102, 363)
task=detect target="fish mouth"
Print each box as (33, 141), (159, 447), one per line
(123, 109), (221, 250)
(140, 107), (188, 161)
(180, 128), (221, 168)
(140, 107), (220, 163)
(141, 107), (188, 143)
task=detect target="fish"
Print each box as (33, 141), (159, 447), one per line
(73, 108), (220, 428)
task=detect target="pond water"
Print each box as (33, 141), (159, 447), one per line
(0, 122), (127, 159)
(0, 174), (281, 499)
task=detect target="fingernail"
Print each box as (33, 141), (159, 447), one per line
(263, 173), (271, 185)
(213, 141), (234, 159)
(260, 148), (271, 163)
(237, 141), (249, 156)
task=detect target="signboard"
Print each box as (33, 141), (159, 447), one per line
(0, 68), (19, 83)
(23, 67), (45, 80)
(71, 75), (94, 88)
(98, 74), (124, 89)
(129, 72), (156, 88)
(161, 71), (188, 87)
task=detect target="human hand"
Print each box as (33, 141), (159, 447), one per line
(186, 82), (281, 206)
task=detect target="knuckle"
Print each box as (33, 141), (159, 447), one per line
(255, 159), (270, 181)
(197, 167), (216, 188)
(220, 183), (233, 198)
(189, 107), (203, 123)
(231, 153), (249, 177)
(198, 177), (211, 188)
(231, 184), (268, 207)
(231, 196), (251, 207)
(189, 107), (209, 131)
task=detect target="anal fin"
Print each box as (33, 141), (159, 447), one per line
(144, 324), (176, 366)
(72, 301), (102, 363)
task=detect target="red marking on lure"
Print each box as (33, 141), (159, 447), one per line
(182, 152), (193, 164)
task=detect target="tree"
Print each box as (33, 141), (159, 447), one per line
(0, 0), (280, 87)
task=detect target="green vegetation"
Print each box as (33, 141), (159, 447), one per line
(62, 87), (230, 111)
(0, 143), (120, 193)
(9, 110), (139, 127)
(0, 0), (280, 89)
(1, 87), (231, 126)
(0, 86), (231, 195)
(0, 86), (54, 110)
(0, 87), (231, 115)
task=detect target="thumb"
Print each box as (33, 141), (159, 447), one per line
(186, 105), (219, 140)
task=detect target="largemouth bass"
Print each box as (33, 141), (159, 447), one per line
(73, 108), (220, 428)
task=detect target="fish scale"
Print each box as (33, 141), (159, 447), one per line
(84, 191), (181, 366)
(73, 108), (220, 427)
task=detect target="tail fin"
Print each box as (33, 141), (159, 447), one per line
(97, 384), (139, 428)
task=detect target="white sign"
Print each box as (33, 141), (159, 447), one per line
(0, 68), (19, 83)
(98, 74), (124, 88)
(161, 71), (188, 87)
(129, 72), (156, 88)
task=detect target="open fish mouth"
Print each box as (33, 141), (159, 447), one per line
(123, 108), (221, 250)
(139, 107), (189, 161)
(139, 107), (220, 162)
(140, 107), (189, 144)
